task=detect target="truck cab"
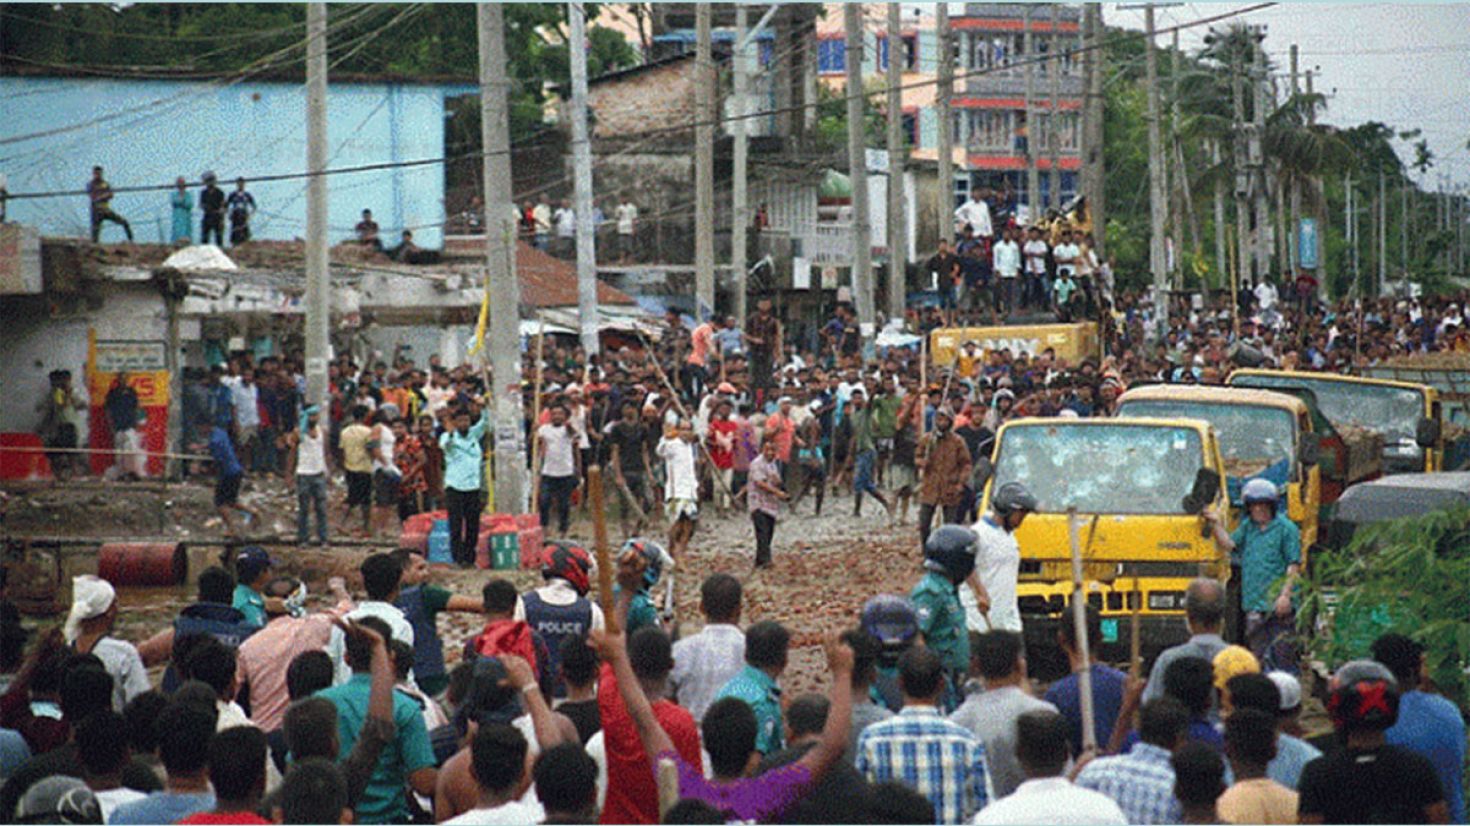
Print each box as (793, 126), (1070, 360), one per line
(1228, 369), (1444, 474)
(1115, 385), (1321, 551)
(978, 417), (1230, 680)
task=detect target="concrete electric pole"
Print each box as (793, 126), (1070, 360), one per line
(304, 3), (330, 410)
(1024, 6), (1039, 220)
(1251, 26), (1269, 283)
(1047, 3), (1061, 212)
(568, 2), (599, 356)
(694, 4), (715, 319)
(1231, 40), (1251, 291)
(845, 3), (874, 347)
(1081, 3), (1105, 255)
(937, 1), (954, 246)
(885, 2), (906, 321)
(1144, 5), (1168, 315)
(732, 3), (749, 326)
(478, 3), (527, 513)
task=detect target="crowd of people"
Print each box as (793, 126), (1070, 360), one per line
(0, 527), (1463, 825)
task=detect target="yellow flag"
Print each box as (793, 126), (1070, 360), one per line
(467, 292), (490, 356)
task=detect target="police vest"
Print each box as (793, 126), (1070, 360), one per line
(164, 602), (257, 692)
(521, 591), (592, 698)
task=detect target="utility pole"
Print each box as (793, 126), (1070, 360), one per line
(1212, 140), (1227, 287)
(1231, 37), (1251, 291)
(694, 4), (714, 318)
(844, 3), (874, 347)
(1288, 43), (1301, 277)
(304, 3), (329, 410)
(1047, 3), (1061, 211)
(569, 2), (598, 356)
(1378, 170), (1386, 295)
(1401, 179), (1408, 280)
(479, 3), (527, 513)
(1023, 5), (1039, 220)
(885, 2), (906, 321)
(1082, 3), (1105, 254)
(1307, 68), (1326, 299)
(732, 3), (749, 326)
(1144, 5), (1167, 317)
(1250, 26), (1269, 283)
(937, 2), (954, 246)
(1169, 26), (1182, 287)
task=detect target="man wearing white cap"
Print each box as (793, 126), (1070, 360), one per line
(65, 575), (149, 712)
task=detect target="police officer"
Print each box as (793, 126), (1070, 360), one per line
(860, 594), (920, 713)
(517, 541), (602, 698)
(911, 524), (978, 710)
(1205, 478), (1300, 672)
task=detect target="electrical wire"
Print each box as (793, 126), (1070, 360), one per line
(4, 2), (1280, 203)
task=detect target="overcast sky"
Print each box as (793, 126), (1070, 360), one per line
(1103, 2), (1470, 193)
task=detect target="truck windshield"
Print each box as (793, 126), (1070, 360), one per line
(1234, 375), (1423, 447)
(992, 424), (1205, 515)
(1117, 401), (1294, 478)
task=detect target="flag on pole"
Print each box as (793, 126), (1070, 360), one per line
(467, 292), (490, 356)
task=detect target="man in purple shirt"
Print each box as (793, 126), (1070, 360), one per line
(592, 628), (855, 823)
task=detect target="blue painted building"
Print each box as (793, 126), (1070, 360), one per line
(0, 72), (475, 248)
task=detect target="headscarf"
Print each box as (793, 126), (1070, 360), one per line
(64, 575), (116, 644)
(299, 404), (321, 435)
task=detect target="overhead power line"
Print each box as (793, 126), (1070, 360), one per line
(4, 2), (1278, 202)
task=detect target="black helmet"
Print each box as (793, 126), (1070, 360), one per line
(1327, 660), (1400, 733)
(991, 482), (1038, 516)
(924, 525), (978, 582)
(860, 595), (919, 651)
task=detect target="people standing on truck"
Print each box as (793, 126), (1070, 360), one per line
(954, 189), (993, 242)
(963, 482), (1036, 634)
(992, 226), (1022, 317)
(1204, 479), (1301, 674)
(199, 172), (225, 246)
(87, 166), (133, 243)
(911, 525), (977, 710)
(914, 408), (972, 547)
(226, 178), (256, 246)
(1023, 226), (1051, 310)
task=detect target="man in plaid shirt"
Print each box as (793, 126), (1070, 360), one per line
(855, 647), (989, 824)
(1075, 696), (1190, 825)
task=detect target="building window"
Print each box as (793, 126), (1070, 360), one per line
(877, 34), (889, 71)
(966, 109), (1012, 152)
(951, 110), (965, 146)
(967, 32), (1026, 77)
(901, 112), (918, 146)
(902, 35), (918, 70)
(818, 38), (845, 74)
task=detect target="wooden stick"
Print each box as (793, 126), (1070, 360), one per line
(633, 331), (736, 501)
(612, 473), (648, 523)
(530, 319), (547, 516)
(1068, 506), (1098, 753)
(589, 465), (617, 634)
(655, 757), (679, 819)
(0, 446), (212, 461)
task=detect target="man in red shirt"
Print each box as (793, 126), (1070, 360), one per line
(599, 591), (702, 824)
(176, 727), (272, 824)
(706, 399), (739, 516)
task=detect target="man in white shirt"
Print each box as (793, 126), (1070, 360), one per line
(325, 553), (415, 685)
(657, 419), (701, 561)
(230, 368), (261, 472)
(535, 405), (582, 537)
(553, 199), (576, 258)
(370, 410), (400, 537)
(955, 190), (994, 240)
(532, 198), (553, 250)
(972, 710), (1127, 825)
(1253, 278), (1279, 312)
(962, 482), (1036, 634)
(1053, 229), (1080, 281)
(669, 573), (746, 722)
(615, 197), (638, 263)
(992, 226), (1023, 315)
(1023, 227), (1051, 310)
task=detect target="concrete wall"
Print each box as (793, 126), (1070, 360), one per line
(0, 76), (466, 248)
(588, 62), (697, 140)
(0, 281), (167, 434)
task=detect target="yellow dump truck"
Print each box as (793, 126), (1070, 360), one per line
(929, 322), (1100, 366)
(1228, 369), (1451, 474)
(1116, 385), (1321, 550)
(978, 417), (1230, 680)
